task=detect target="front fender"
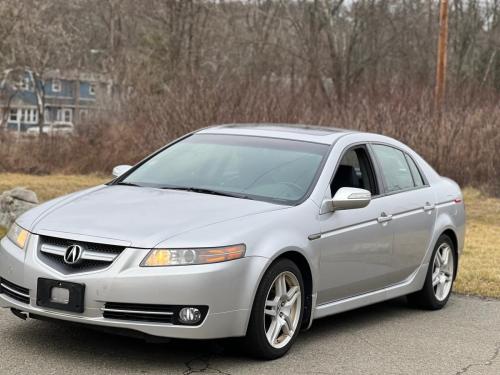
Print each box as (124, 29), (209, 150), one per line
(161, 200), (321, 333)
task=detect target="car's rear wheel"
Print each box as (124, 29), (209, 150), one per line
(245, 258), (304, 359)
(408, 234), (455, 309)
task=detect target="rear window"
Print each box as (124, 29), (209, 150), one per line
(405, 154), (425, 187)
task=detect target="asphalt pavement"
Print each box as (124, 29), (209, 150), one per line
(0, 294), (498, 375)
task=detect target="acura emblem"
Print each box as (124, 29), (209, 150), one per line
(64, 245), (83, 265)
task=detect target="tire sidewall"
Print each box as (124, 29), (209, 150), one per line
(424, 235), (455, 309)
(247, 258), (305, 359)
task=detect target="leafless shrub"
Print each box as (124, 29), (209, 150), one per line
(1, 80), (498, 196)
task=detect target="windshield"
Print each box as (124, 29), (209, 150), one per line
(121, 134), (329, 205)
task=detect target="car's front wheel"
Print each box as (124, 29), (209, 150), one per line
(245, 258), (304, 359)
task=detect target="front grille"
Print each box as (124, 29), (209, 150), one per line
(102, 302), (208, 325)
(38, 236), (126, 274)
(0, 278), (30, 304)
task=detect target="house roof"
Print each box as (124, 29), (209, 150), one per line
(43, 69), (110, 83)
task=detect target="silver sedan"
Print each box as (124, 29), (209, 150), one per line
(0, 124), (465, 359)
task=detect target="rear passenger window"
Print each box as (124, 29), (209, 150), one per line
(372, 145), (414, 193)
(405, 154), (425, 187)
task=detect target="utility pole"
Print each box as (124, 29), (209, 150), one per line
(435, 0), (449, 110)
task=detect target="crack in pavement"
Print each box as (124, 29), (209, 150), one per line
(183, 345), (231, 375)
(454, 342), (500, 375)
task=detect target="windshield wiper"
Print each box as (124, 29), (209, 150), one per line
(160, 186), (251, 200)
(115, 181), (143, 187)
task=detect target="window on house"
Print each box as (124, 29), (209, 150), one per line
(30, 109), (38, 123)
(64, 109), (72, 123)
(57, 108), (72, 123)
(89, 83), (96, 95)
(9, 109), (18, 122)
(44, 109), (50, 122)
(52, 79), (61, 92)
(18, 109), (38, 124)
(19, 77), (31, 91)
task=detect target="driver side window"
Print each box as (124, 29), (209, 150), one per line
(331, 146), (378, 197)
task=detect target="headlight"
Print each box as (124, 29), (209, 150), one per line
(6, 223), (30, 249)
(141, 244), (246, 267)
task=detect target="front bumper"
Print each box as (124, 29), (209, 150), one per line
(0, 235), (267, 339)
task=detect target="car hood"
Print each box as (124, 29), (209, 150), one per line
(31, 185), (288, 248)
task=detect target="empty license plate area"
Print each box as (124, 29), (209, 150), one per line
(37, 278), (85, 313)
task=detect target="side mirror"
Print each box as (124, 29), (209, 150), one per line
(321, 187), (371, 213)
(112, 165), (132, 178)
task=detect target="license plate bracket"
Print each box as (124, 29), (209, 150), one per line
(36, 278), (85, 313)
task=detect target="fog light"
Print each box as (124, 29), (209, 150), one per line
(179, 307), (202, 324)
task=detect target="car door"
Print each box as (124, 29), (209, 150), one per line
(317, 145), (395, 304)
(370, 144), (437, 283)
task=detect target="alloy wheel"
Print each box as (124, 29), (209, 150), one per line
(263, 271), (302, 349)
(432, 243), (454, 301)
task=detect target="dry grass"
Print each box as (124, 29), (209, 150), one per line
(0, 173), (108, 202)
(454, 189), (500, 298)
(0, 173), (108, 238)
(0, 175), (498, 298)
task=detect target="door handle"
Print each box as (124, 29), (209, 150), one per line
(377, 212), (393, 223)
(423, 202), (435, 212)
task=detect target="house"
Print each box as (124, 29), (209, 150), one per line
(0, 69), (112, 132)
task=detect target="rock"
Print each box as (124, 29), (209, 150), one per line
(8, 187), (38, 204)
(0, 187), (39, 229)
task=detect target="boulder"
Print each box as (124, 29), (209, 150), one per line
(0, 187), (39, 229)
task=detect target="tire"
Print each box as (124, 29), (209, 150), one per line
(245, 258), (305, 359)
(408, 234), (456, 310)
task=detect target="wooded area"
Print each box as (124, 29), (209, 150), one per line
(0, 0), (498, 195)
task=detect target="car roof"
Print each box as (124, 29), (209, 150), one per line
(198, 123), (356, 145)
